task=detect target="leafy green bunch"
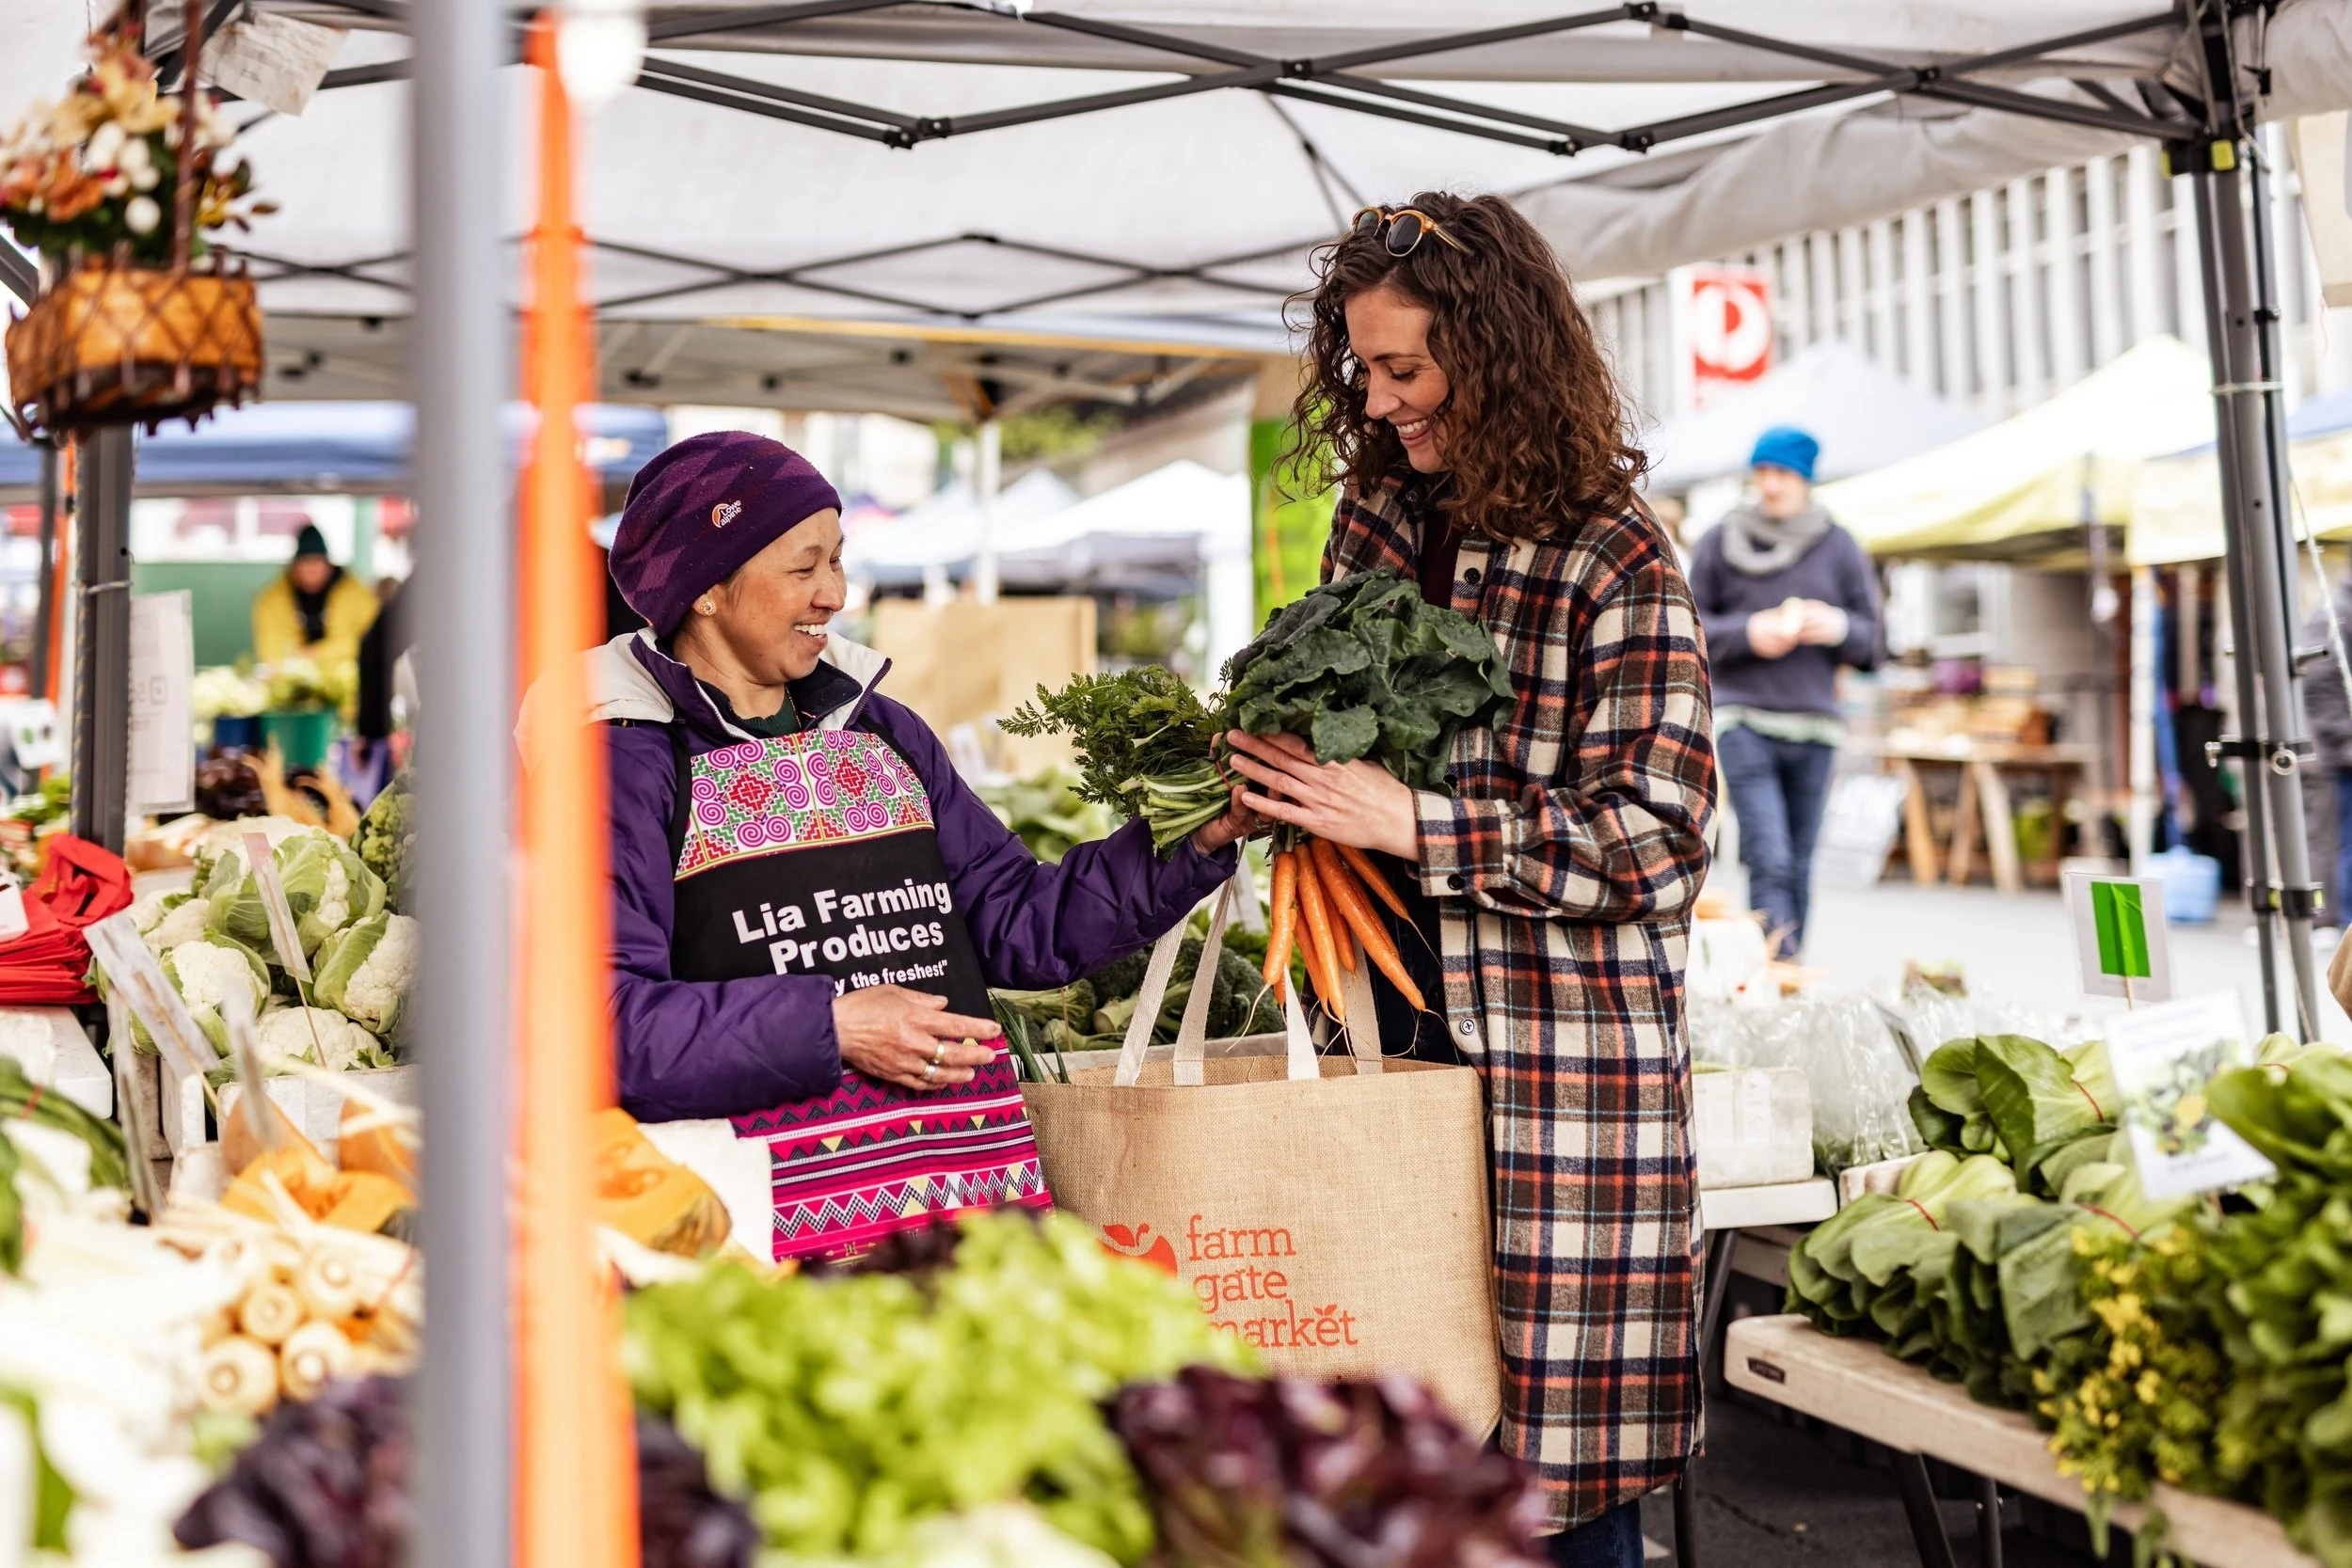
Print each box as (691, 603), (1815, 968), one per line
(1221, 569), (1516, 793)
(1001, 668), (1230, 853)
(624, 1210), (1254, 1563)
(1786, 1149), (2020, 1356)
(1908, 1033), (2119, 1194)
(2190, 1050), (2352, 1563)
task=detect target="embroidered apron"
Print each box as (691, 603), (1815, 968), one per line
(668, 729), (1049, 1261)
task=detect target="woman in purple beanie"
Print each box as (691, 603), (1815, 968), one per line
(539, 429), (1257, 1257)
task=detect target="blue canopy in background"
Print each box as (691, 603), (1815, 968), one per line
(0, 401), (671, 499)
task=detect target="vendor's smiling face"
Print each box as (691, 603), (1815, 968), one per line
(1346, 283), (1450, 472)
(703, 509), (846, 682)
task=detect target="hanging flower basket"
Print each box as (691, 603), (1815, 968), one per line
(1, 17), (274, 438)
(6, 254), (262, 434)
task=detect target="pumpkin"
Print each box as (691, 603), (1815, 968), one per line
(591, 1108), (730, 1259)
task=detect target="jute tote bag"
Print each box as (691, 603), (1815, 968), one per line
(1022, 869), (1502, 1433)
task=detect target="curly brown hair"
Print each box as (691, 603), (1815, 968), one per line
(1289, 191), (1648, 543)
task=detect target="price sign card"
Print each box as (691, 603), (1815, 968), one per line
(2064, 871), (2175, 1002)
(86, 914), (218, 1104)
(2106, 991), (2275, 1197)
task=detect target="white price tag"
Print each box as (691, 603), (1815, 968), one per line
(86, 915), (218, 1106)
(243, 832), (312, 984)
(128, 593), (195, 817)
(107, 993), (163, 1218)
(218, 984), (283, 1154)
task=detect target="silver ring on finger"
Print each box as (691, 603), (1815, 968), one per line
(922, 1060), (938, 1084)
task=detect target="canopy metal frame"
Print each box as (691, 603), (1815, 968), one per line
(130, 0), (2206, 325)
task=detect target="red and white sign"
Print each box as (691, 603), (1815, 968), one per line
(1687, 267), (1774, 406)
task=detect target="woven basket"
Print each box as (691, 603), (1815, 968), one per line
(5, 260), (263, 435)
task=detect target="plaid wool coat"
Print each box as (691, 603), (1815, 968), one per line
(1325, 477), (1716, 1528)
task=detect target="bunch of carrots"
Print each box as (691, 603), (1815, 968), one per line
(1262, 836), (1424, 1022)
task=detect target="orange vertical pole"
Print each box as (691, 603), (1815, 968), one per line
(44, 442), (73, 706)
(516, 19), (636, 1568)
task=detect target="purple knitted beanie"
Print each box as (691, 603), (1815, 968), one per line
(609, 431), (842, 635)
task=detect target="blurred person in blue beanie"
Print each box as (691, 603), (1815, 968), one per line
(1688, 425), (1881, 958)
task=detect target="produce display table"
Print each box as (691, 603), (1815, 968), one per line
(1854, 740), (2098, 894)
(1724, 1314), (2315, 1568)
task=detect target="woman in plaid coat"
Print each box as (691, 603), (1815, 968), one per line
(1227, 192), (1716, 1567)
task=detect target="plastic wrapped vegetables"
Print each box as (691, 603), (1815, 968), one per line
(623, 1210), (1254, 1564)
(1785, 1150), (2018, 1355)
(1110, 1367), (1546, 1568)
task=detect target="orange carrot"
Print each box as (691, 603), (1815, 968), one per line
(1263, 848), (1299, 1000)
(1292, 845), (1346, 1022)
(1311, 840), (1426, 1011)
(1335, 841), (1410, 920)
(1306, 840), (1357, 974)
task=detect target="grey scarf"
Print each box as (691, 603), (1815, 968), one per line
(1718, 500), (1833, 577)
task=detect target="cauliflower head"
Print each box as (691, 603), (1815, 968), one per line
(165, 938), (262, 1016)
(314, 913), (417, 1037)
(253, 1006), (384, 1073)
(145, 896), (210, 955)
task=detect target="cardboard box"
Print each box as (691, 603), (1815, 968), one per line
(867, 597), (1098, 773)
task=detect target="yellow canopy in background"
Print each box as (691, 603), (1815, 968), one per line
(2127, 420), (2352, 566)
(1820, 337), (2215, 560)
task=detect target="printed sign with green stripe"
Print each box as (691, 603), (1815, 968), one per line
(2090, 880), (2153, 979)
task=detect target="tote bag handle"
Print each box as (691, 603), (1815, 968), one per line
(1112, 856), (1383, 1087)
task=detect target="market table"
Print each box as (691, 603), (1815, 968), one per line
(1674, 1179), (1839, 1568)
(1723, 1313), (2316, 1568)
(1853, 740), (2099, 894)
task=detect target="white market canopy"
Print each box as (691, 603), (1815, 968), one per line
(2131, 388), (2352, 566)
(1645, 340), (1985, 492)
(1818, 335), (2216, 561)
(8, 2), (2352, 413)
(844, 465), (1080, 581)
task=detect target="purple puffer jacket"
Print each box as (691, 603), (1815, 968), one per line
(582, 631), (1234, 1122)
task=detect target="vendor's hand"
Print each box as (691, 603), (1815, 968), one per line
(1795, 599), (1849, 647)
(833, 986), (1000, 1093)
(1745, 609), (1799, 660)
(1190, 784), (1269, 857)
(1221, 730), (1420, 862)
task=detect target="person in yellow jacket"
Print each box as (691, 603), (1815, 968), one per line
(251, 524), (378, 668)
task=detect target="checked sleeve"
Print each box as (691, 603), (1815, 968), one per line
(1413, 552), (1716, 924)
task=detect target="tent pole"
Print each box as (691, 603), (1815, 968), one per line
(67, 429), (133, 854)
(29, 439), (57, 709)
(411, 0), (515, 1558)
(2187, 135), (2320, 1036)
(2187, 166), (2279, 1031)
(975, 416), (1002, 604)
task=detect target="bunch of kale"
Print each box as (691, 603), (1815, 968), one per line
(1222, 569), (1517, 793)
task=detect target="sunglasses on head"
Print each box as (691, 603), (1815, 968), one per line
(1350, 206), (1471, 258)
